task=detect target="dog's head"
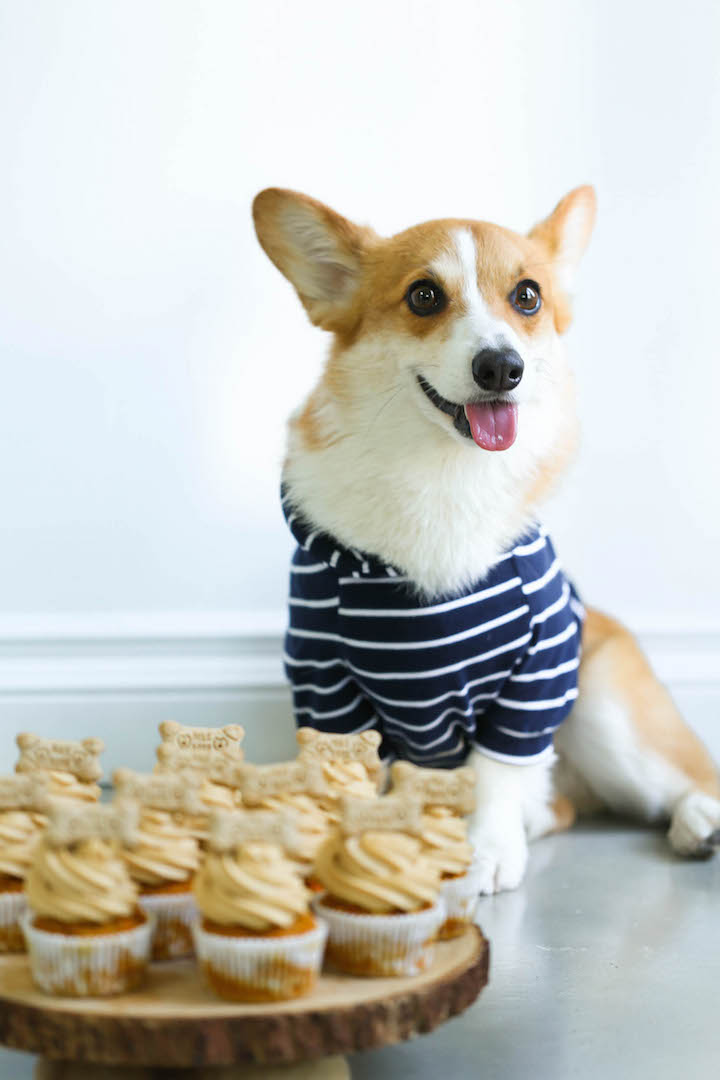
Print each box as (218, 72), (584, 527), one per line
(252, 187), (595, 454)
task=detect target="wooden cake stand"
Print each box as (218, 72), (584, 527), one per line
(0, 927), (489, 1080)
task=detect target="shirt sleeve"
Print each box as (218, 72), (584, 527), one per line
(471, 543), (582, 765)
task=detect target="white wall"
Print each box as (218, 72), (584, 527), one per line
(1, 1), (719, 769)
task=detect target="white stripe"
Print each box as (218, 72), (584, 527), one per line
(289, 596), (339, 609)
(521, 558), (560, 596)
(350, 548), (365, 563)
(527, 620), (578, 655)
(359, 668), (512, 710)
(569, 595), (586, 620)
(378, 689), (496, 735)
(340, 604), (529, 652)
(512, 531), (548, 557)
(383, 715), (471, 753)
(529, 583), (570, 627)
(495, 722), (564, 739)
(362, 561), (370, 574)
(290, 675), (355, 696)
(302, 531), (318, 551)
(339, 575), (410, 585)
(495, 687), (578, 712)
(329, 550), (340, 568)
(509, 657), (579, 683)
(286, 513), (297, 527)
(385, 567), (398, 577)
(283, 652), (344, 671)
(287, 627), (342, 644)
(349, 715), (380, 735)
(472, 743), (556, 766)
(407, 736), (466, 761)
(346, 632), (532, 681)
(295, 694), (364, 721)
(291, 563), (326, 575)
(338, 575), (521, 618)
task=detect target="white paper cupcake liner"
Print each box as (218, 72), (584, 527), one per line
(0, 890), (28, 954)
(22, 913), (153, 996)
(138, 889), (198, 961)
(193, 919), (328, 1001)
(314, 898), (446, 976)
(438, 866), (481, 938)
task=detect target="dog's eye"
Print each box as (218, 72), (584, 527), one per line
(510, 279), (541, 315)
(406, 280), (446, 317)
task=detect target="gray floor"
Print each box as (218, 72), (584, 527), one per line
(1, 820), (718, 1078)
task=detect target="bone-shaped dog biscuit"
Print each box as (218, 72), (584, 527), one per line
(113, 768), (203, 815)
(390, 761), (476, 815)
(207, 808), (298, 854)
(0, 773), (50, 813)
(15, 733), (104, 782)
(44, 799), (139, 849)
(296, 727), (382, 783)
(339, 793), (423, 836)
(235, 759), (326, 805)
(155, 722), (245, 784)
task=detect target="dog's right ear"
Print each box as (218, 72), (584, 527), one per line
(252, 189), (374, 331)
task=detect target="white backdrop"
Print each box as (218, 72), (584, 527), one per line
(1, 1), (719, 769)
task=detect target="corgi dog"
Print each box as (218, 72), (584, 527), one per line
(252, 186), (720, 893)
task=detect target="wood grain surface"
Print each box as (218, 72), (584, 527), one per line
(0, 928), (489, 1068)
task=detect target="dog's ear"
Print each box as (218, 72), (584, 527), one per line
(252, 188), (374, 330)
(528, 186), (596, 295)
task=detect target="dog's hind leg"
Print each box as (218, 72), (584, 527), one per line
(553, 608), (720, 856)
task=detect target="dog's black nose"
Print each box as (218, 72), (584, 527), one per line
(472, 348), (524, 393)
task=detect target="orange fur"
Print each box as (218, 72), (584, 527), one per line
(581, 609), (720, 798)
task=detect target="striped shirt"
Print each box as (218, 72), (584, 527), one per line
(282, 494), (583, 768)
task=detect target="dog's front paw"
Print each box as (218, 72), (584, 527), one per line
(468, 821), (528, 895)
(668, 791), (720, 857)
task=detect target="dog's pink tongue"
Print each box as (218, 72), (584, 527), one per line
(464, 402), (518, 450)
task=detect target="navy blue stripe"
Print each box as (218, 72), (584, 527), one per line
(282, 491), (582, 768)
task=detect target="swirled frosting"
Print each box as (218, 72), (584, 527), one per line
(26, 836), (138, 924)
(193, 842), (311, 931)
(178, 779), (242, 843)
(253, 794), (332, 866)
(419, 806), (474, 877)
(123, 809), (200, 888)
(0, 810), (46, 880)
(318, 762), (377, 822)
(44, 770), (101, 802)
(314, 830), (441, 913)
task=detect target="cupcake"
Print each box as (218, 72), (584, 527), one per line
(153, 722), (245, 845)
(296, 727), (382, 822)
(236, 760), (334, 886)
(313, 795), (445, 976)
(15, 732), (104, 803)
(23, 802), (151, 996)
(192, 809), (327, 1002)
(419, 806), (480, 939)
(390, 762), (479, 939)
(0, 775), (48, 953)
(114, 769), (202, 960)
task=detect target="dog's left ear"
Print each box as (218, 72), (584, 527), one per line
(528, 186), (597, 295)
(252, 188), (374, 331)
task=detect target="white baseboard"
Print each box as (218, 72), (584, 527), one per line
(1, 614), (718, 774)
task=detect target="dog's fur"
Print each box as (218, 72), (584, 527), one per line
(253, 186), (720, 893)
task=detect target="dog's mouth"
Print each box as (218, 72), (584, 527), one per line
(416, 374), (518, 451)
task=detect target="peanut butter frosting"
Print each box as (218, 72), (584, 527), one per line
(26, 835), (138, 924)
(44, 770), (101, 803)
(0, 810), (46, 881)
(314, 830), (441, 914)
(252, 793), (332, 867)
(123, 809), (200, 889)
(178, 779), (242, 842)
(419, 806), (474, 877)
(193, 842), (311, 931)
(319, 762), (377, 820)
